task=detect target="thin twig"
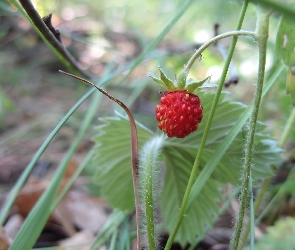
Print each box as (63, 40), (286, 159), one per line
(18, 0), (92, 79)
(59, 70), (141, 250)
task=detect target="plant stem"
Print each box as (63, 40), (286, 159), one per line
(140, 137), (163, 250)
(164, 1), (250, 248)
(184, 30), (256, 72)
(238, 65), (294, 249)
(238, 176), (271, 250)
(145, 170), (156, 250)
(230, 5), (272, 250)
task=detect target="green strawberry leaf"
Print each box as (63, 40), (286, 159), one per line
(276, 12), (295, 106)
(91, 91), (281, 245)
(276, 14), (295, 67)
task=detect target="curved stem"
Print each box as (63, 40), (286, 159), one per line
(164, 1), (250, 248)
(230, 5), (272, 250)
(185, 30), (256, 72)
(59, 71), (141, 250)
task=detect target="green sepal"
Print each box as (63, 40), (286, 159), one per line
(187, 75), (211, 93)
(177, 69), (189, 89)
(159, 67), (177, 90)
(147, 72), (168, 90)
(286, 68), (295, 107)
(276, 14), (295, 67)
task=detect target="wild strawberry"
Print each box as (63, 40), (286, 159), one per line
(149, 67), (211, 138)
(156, 90), (203, 138)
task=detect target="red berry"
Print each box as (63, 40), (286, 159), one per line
(155, 90), (203, 138)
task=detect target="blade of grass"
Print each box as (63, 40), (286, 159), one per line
(118, 217), (131, 250)
(164, 1), (250, 247)
(9, 90), (101, 249)
(0, 86), (92, 226)
(91, 210), (126, 249)
(109, 227), (118, 250)
(0, 58), (133, 227)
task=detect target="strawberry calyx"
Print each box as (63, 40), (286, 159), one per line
(147, 67), (212, 94)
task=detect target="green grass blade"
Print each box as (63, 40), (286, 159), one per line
(118, 218), (131, 250)
(0, 57), (134, 227)
(109, 227), (118, 250)
(91, 210), (126, 249)
(9, 91), (101, 249)
(0, 87), (94, 226)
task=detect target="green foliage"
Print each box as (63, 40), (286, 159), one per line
(276, 13), (295, 104)
(246, 217), (295, 250)
(276, 14), (295, 67)
(92, 91), (281, 245)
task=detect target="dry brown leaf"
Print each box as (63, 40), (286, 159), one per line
(57, 190), (109, 233)
(0, 227), (11, 250)
(3, 214), (23, 240)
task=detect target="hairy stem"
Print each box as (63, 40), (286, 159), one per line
(230, 5), (272, 250)
(238, 64), (293, 248)
(59, 71), (141, 250)
(139, 137), (163, 250)
(164, 1), (250, 248)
